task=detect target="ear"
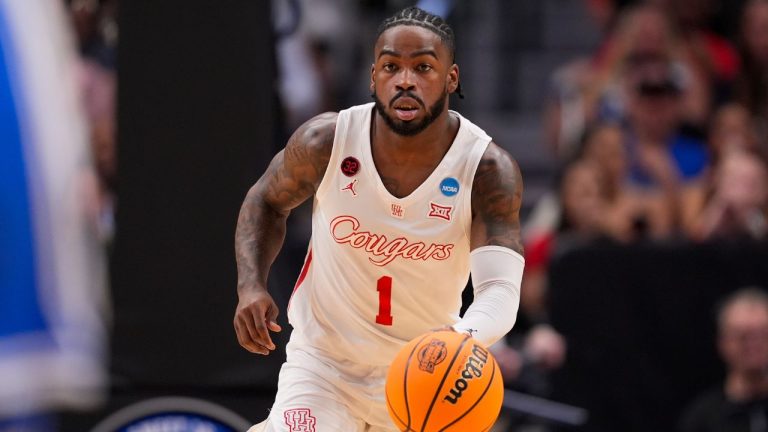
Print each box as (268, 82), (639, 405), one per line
(370, 63), (376, 93)
(447, 64), (459, 94)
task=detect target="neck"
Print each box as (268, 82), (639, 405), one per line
(725, 369), (768, 401)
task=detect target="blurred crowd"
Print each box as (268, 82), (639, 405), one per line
(535, 0), (768, 249)
(502, 0), (768, 429)
(25, 0), (767, 430)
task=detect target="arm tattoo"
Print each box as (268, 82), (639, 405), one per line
(471, 143), (524, 255)
(235, 112), (337, 293)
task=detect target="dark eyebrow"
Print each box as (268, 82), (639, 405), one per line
(410, 49), (439, 60)
(378, 49), (400, 59)
(377, 48), (439, 60)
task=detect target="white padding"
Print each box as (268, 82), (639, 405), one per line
(453, 246), (524, 347)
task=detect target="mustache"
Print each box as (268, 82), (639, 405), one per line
(389, 91), (425, 109)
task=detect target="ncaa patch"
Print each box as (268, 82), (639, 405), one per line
(439, 177), (459, 197)
(341, 156), (360, 177)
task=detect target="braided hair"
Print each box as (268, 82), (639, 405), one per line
(376, 7), (464, 98)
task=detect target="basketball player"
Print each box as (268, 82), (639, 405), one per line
(234, 7), (525, 431)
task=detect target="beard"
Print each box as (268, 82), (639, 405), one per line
(372, 88), (448, 137)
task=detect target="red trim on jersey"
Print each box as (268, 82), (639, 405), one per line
(288, 249), (312, 312)
(294, 249), (312, 292)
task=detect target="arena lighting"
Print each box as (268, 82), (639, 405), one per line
(90, 397), (252, 432)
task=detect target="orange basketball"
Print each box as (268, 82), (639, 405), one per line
(385, 330), (504, 432)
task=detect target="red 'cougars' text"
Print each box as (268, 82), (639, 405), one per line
(330, 215), (454, 266)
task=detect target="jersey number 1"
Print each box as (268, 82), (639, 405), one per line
(376, 276), (393, 325)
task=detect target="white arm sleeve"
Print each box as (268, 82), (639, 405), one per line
(453, 246), (524, 347)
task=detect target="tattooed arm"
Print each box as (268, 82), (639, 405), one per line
(234, 112), (337, 355)
(470, 142), (524, 254)
(451, 142), (525, 346)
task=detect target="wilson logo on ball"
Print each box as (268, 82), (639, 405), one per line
(418, 339), (448, 373)
(443, 344), (489, 404)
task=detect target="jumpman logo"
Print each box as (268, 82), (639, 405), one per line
(341, 179), (358, 196)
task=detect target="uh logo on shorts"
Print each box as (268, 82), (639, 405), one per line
(284, 408), (317, 432)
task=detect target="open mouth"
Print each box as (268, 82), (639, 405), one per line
(393, 104), (418, 121)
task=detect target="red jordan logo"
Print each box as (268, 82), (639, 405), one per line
(341, 179), (358, 196)
(284, 408), (316, 432)
(428, 202), (452, 221)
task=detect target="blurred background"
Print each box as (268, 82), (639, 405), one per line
(2, 0), (768, 431)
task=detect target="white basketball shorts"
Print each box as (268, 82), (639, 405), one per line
(257, 335), (398, 432)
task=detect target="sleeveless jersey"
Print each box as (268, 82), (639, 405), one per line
(287, 103), (491, 366)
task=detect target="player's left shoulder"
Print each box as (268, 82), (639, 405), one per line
(472, 141), (523, 199)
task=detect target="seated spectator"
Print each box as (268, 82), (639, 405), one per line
(679, 287), (768, 432)
(682, 103), (761, 231)
(687, 150), (768, 241)
(582, 122), (674, 240)
(525, 121), (673, 244)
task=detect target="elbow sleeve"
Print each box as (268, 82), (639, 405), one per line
(453, 246), (524, 347)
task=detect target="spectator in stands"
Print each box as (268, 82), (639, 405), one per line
(681, 103), (761, 232)
(661, 0), (741, 109)
(582, 122), (674, 240)
(679, 287), (768, 432)
(543, 4), (710, 158)
(686, 149), (768, 240)
(623, 56), (709, 231)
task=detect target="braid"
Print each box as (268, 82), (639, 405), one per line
(377, 7), (455, 61)
(376, 7), (463, 98)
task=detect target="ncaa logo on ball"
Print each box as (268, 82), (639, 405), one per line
(417, 339), (448, 373)
(439, 178), (459, 197)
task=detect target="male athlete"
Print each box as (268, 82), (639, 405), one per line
(234, 7), (525, 432)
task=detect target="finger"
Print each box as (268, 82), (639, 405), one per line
(248, 308), (276, 350)
(237, 316), (269, 355)
(242, 313), (273, 352)
(266, 305), (282, 333)
(236, 319), (267, 354)
(234, 319), (262, 354)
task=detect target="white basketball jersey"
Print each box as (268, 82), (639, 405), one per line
(287, 103), (491, 366)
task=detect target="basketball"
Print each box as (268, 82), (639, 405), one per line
(385, 330), (504, 432)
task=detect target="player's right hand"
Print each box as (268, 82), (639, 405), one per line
(234, 289), (282, 355)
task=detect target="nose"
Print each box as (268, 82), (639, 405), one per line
(395, 69), (415, 92)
